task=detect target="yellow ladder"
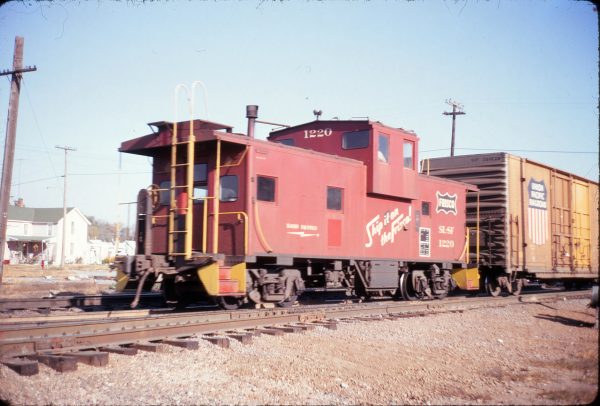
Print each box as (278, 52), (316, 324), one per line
(168, 118), (195, 259)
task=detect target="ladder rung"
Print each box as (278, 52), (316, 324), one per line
(173, 141), (191, 146)
(171, 163), (189, 167)
(169, 208), (190, 213)
(170, 185), (190, 189)
(169, 230), (187, 234)
(170, 253), (188, 256)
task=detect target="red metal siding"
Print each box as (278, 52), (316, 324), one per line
(247, 140), (468, 263)
(269, 121), (420, 200)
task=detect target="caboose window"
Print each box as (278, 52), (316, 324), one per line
(193, 186), (208, 203)
(342, 130), (369, 150)
(193, 163), (208, 204)
(327, 187), (343, 211)
(194, 163), (207, 182)
(257, 176), (276, 202)
(378, 134), (389, 163)
(403, 141), (414, 169)
(159, 180), (171, 205)
(422, 201), (430, 216)
(220, 175), (238, 202)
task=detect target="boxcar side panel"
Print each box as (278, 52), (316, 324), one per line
(508, 156), (553, 273)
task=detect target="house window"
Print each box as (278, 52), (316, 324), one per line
(70, 242), (75, 256)
(159, 180), (171, 205)
(403, 141), (414, 169)
(422, 201), (430, 216)
(257, 176), (276, 202)
(220, 175), (238, 202)
(327, 187), (343, 211)
(47, 224), (52, 236)
(342, 130), (370, 150)
(71, 221), (75, 235)
(378, 134), (389, 163)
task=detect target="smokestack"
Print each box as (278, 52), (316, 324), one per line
(246, 105), (258, 139)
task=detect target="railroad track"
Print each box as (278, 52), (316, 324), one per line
(0, 282), (565, 313)
(0, 290), (591, 376)
(0, 292), (165, 313)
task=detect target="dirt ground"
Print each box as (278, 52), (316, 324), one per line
(0, 264), (113, 298)
(0, 267), (598, 405)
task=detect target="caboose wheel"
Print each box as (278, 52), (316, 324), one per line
(399, 273), (421, 301)
(485, 277), (502, 297)
(217, 296), (245, 310)
(277, 284), (298, 308)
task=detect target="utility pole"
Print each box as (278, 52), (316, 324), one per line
(443, 99), (466, 156)
(0, 36), (37, 284)
(56, 145), (76, 268)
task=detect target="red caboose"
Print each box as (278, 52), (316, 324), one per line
(114, 106), (478, 309)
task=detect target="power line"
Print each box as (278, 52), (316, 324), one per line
(421, 147), (598, 154)
(21, 78), (59, 180)
(11, 170), (151, 187)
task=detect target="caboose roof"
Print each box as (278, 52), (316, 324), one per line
(119, 119), (240, 156)
(268, 119), (417, 140)
(119, 118), (365, 166)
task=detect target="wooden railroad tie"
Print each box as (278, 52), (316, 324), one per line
(131, 342), (167, 353)
(101, 345), (138, 356)
(202, 336), (230, 348)
(162, 339), (200, 350)
(1, 357), (39, 376)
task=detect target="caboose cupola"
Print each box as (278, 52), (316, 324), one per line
(268, 120), (419, 200)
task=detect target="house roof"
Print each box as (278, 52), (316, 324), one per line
(7, 206), (75, 223)
(6, 235), (50, 242)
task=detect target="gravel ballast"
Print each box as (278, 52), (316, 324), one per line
(0, 297), (597, 405)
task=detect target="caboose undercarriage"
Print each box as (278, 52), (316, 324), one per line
(113, 250), (460, 309)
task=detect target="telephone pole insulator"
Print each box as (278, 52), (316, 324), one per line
(443, 99), (466, 157)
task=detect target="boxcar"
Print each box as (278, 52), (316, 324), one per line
(424, 153), (599, 294)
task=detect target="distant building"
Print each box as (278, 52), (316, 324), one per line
(88, 239), (136, 264)
(4, 203), (91, 266)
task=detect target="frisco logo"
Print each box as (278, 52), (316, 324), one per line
(436, 192), (457, 215)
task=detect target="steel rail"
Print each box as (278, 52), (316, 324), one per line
(0, 290), (589, 359)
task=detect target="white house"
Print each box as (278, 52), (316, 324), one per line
(4, 204), (91, 266)
(88, 239), (136, 264)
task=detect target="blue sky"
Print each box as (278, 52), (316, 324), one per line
(0, 0), (598, 228)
